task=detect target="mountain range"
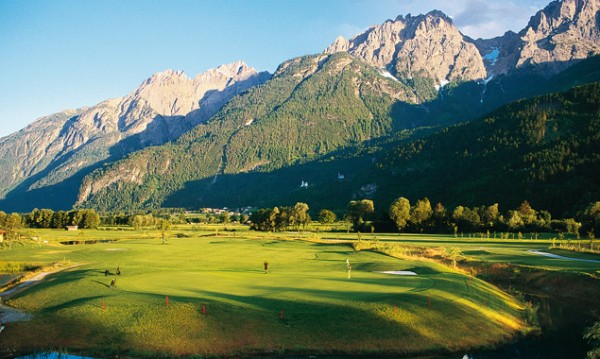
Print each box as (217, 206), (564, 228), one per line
(0, 0), (599, 215)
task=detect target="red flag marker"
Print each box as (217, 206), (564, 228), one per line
(202, 305), (206, 315)
(166, 295), (170, 307)
(279, 310), (284, 320)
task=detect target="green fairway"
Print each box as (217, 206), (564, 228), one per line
(0, 228), (566, 357)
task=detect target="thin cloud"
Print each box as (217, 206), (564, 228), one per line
(355, 0), (551, 39)
(451, 0), (548, 39)
(336, 23), (369, 39)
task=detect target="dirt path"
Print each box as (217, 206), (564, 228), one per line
(0, 265), (78, 323)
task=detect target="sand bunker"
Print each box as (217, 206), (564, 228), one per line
(376, 270), (418, 276)
(527, 249), (600, 263)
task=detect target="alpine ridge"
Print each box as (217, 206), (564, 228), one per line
(476, 0), (600, 76)
(0, 61), (270, 209)
(328, 0), (600, 81)
(325, 10), (487, 88)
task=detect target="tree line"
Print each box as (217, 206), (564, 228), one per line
(0, 208), (100, 240)
(248, 197), (599, 238)
(0, 208), (100, 231)
(386, 197), (599, 237)
(2, 198), (598, 238)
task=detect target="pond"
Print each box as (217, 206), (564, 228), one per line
(457, 292), (593, 359)
(17, 353), (95, 359)
(59, 239), (118, 245)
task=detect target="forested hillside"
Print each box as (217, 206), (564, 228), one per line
(158, 81), (600, 219)
(77, 53), (418, 211)
(374, 82), (600, 216)
(77, 57), (600, 215)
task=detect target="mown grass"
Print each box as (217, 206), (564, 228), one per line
(2, 226), (593, 357)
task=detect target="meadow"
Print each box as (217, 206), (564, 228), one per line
(0, 225), (598, 358)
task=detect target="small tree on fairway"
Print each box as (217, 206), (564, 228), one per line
(292, 202), (311, 230)
(347, 199), (374, 231)
(481, 203), (499, 229)
(389, 197), (410, 232)
(3, 213), (23, 240)
(318, 209), (337, 225)
(82, 209), (100, 229)
(443, 247), (463, 268)
(157, 219), (171, 244)
(131, 215), (143, 230)
(219, 211), (231, 224)
(410, 198), (433, 231)
(506, 211), (524, 232)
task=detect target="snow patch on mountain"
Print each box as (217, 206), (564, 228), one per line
(379, 69), (400, 82)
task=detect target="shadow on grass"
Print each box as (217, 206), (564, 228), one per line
(3, 272), (528, 359)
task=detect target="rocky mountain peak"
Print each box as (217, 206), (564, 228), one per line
(325, 9), (486, 85)
(194, 60), (261, 85)
(147, 69), (188, 81)
(528, 0), (589, 34)
(523, 0), (600, 71)
(478, 0), (600, 76)
(424, 10), (452, 21)
(324, 36), (350, 54)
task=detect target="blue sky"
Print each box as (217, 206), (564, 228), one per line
(0, 0), (550, 138)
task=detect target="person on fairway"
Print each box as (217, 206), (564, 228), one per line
(264, 260), (269, 274)
(346, 259), (352, 279)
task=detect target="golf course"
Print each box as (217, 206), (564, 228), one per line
(0, 225), (599, 358)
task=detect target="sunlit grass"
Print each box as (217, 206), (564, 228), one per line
(2, 226), (589, 356)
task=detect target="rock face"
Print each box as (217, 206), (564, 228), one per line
(325, 11), (487, 85)
(0, 61), (270, 199)
(477, 0), (600, 76)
